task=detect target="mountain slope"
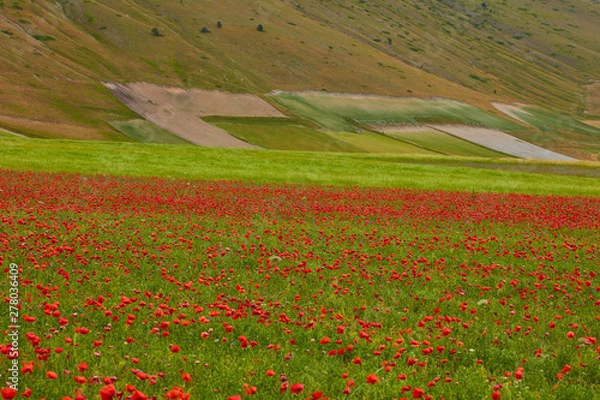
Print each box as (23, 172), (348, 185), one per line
(0, 0), (598, 146)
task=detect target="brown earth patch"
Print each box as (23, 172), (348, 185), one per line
(583, 120), (600, 128)
(104, 83), (286, 148)
(0, 115), (109, 141)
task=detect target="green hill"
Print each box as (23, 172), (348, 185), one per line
(0, 0), (598, 155)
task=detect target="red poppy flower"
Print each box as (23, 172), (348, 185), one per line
(413, 387), (425, 398)
(99, 384), (116, 400)
(366, 374), (379, 385)
(1, 388), (18, 400)
(290, 383), (304, 395)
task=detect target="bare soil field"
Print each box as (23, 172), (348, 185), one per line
(429, 125), (575, 161)
(105, 83), (286, 148)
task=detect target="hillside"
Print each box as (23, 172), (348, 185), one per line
(0, 0), (598, 153)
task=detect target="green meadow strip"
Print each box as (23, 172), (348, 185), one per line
(1, 137), (600, 196)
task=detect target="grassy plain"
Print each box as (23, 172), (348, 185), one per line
(2, 136), (600, 197)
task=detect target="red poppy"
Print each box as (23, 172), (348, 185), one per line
(99, 384), (116, 400)
(1, 388), (18, 400)
(413, 387), (425, 398)
(366, 374), (379, 385)
(290, 383), (304, 395)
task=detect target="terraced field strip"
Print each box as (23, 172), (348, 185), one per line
(378, 126), (508, 157)
(430, 125), (575, 161)
(325, 131), (439, 155)
(492, 102), (600, 137)
(271, 91), (523, 132)
(105, 83), (287, 148)
(214, 122), (364, 152)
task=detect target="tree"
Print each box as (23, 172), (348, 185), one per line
(217, 21), (222, 28)
(201, 27), (211, 33)
(151, 27), (163, 37)
(256, 24), (264, 32)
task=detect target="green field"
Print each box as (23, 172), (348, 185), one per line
(384, 129), (509, 157)
(0, 128), (23, 138)
(214, 122), (363, 152)
(325, 131), (438, 155)
(110, 119), (192, 144)
(514, 106), (600, 137)
(271, 92), (524, 132)
(2, 136), (600, 196)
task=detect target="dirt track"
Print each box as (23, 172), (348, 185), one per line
(105, 83), (286, 148)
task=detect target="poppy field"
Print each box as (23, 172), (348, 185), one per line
(1, 170), (600, 399)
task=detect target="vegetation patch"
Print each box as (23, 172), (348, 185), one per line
(514, 106), (600, 137)
(32, 35), (55, 41)
(270, 91), (523, 132)
(110, 119), (192, 145)
(383, 128), (507, 157)
(216, 122), (364, 152)
(326, 131), (443, 155)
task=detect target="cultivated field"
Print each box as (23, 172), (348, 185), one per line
(105, 83), (287, 148)
(325, 131), (438, 155)
(378, 126), (507, 158)
(270, 91), (523, 133)
(212, 122), (363, 153)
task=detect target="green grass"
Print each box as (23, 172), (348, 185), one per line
(0, 127), (22, 138)
(325, 131), (438, 155)
(215, 122), (364, 152)
(384, 129), (509, 157)
(110, 119), (192, 144)
(270, 91), (524, 132)
(2, 136), (600, 196)
(514, 106), (600, 137)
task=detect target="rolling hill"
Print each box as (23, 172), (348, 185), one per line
(0, 0), (598, 156)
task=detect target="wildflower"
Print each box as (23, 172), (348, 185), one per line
(290, 383), (304, 395)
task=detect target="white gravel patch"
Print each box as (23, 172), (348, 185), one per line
(429, 125), (575, 161)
